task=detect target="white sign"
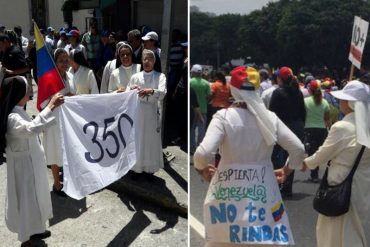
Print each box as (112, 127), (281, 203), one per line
(58, 91), (139, 200)
(204, 163), (294, 245)
(349, 16), (369, 69)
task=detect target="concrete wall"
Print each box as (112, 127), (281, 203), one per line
(0, 0), (92, 39)
(135, 0), (187, 35)
(48, 0), (93, 33)
(0, 0), (32, 38)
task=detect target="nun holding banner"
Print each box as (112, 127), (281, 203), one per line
(194, 66), (305, 247)
(0, 76), (64, 246)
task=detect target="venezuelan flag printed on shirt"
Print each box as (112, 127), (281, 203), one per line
(34, 22), (65, 111)
(271, 200), (285, 222)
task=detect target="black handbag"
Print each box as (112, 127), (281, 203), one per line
(313, 145), (366, 217)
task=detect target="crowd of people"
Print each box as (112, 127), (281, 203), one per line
(0, 20), (187, 246)
(192, 64), (370, 247)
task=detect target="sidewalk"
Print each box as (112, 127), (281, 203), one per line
(28, 81), (188, 217)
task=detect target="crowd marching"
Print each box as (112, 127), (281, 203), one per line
(0, 19), (187, 246)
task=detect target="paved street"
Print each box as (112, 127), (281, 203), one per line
(190, 162), (370, 247)
(0, 81), (188, 247)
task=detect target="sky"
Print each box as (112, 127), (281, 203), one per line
(191, 0), (277, 15)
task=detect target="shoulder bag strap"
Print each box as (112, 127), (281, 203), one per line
(349, 145), (366, 177)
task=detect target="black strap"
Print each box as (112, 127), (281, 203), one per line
(349, 145), (366, 177)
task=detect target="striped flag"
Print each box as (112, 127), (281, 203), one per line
(271, 200), (285, 222)
(34, 22), (65, 111)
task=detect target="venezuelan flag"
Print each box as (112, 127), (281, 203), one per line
(34, 22), (65, 111)
(271, 201), (285, 222)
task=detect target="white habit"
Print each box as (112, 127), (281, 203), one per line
(305, 113), (370, 247)
(194, 107), (305, 247)
(5, 106), (54, 242)
(108, 64), (141, 92)
(68, 65), (99, 95)
(127, 70), (166, 173)
(43, 72), (75, 166)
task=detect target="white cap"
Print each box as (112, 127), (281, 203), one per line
(191, 64), (202, 73)
(330, 80), (370, 101)
(142, 31), (158, 41)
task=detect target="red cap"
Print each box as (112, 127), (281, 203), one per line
(309, 80), (321, 92)
(279, 67), (293, 80)
(230, 66), (248, 89)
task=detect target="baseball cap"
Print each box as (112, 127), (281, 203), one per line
(47, 26), (55, 33)
(101, 30), (110, 37)
(279, 67), (293, 80)
(142, 31), (158, 41)
(309, 80), (321, 92)
(67, 30), (80, 37)
(330, 80), (370, 101)
(191, 64), (202, 73)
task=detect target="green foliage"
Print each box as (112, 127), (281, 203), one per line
(190, 0), (370, 72)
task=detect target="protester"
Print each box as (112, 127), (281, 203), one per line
(194, 66), (305, 247)
(142, 31), (161, 72)
(0, 76), (64, 247)
(13, 26), (28, 56)
(261, 70), (279, 107)
(96, 30), (114, 71)
(108, 44), (141, 93)
(259, 68), (272, 95)
(64, 29), (87, 59)
(56, 29), (68, 49)
(45, 27), (55, 52)
(190, 64), (211, 154)
(322, 78), (340, 124)
(68, 49), (99, 94)
(100, 41), (125, 93)
(81, 20), (100, 72)
(127, 29), (143, 65)
(269, 66), (306, 197)
(297, 80), (370, 247)
(43, 48), (75, 197)
(126, 49), (166, 179)
(209, 70), (231, 117)
(304, 80), (331, 182)
(0, 34), (29, 79)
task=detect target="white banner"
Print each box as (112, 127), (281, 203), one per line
(349, 16), (369, 69)
(59, 91), (138, 200)
(204, 163), (294, 245)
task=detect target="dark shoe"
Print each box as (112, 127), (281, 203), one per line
(21, 240), (35, 247)
(30, 230), (51, 240)
(52, 185), (67, 197)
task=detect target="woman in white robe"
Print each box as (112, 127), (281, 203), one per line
(68, 49), (99, 95)
(126, 49), (166, 176)
(100, 41), (126, 93)
(108, 43), (141, 93)
(301, 80), (370, 247)
(0, 76), (64, 246)
(194, 66), (305, 247)
(43, 48), (75, 196)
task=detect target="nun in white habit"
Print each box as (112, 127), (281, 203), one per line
(108, 43), (141, 93)
(0, 76), (64, 246)
(194, 66), (305, 247)
(68, 49), (99, 95)
(100, 41), (126, 94)
(301, 80), (370, 247)
(126, 49), (166, 175)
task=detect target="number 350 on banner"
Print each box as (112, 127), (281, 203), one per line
(349, 16), (369, 69)
(83, 113), (134, 163)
